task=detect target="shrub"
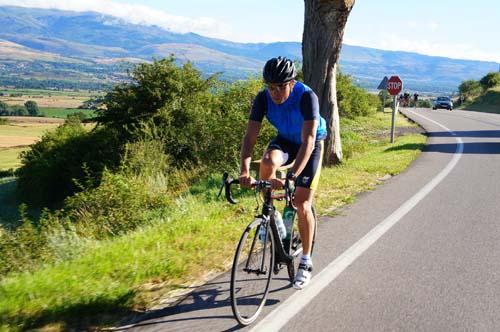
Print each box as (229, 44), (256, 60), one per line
(459, 80), (482, 101)
(17, 123), (122, 207)
(0, 204), (53, 275)
(337, 72), (379, 118)
(24, 100), (39, 116)
(0, 101), (8, 115)
(417, 99), (432, 108)
(479, 72), (500, 90)
(98, 57), (219, 168)
(10, 105), (28, 116)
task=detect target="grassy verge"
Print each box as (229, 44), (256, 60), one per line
(0, 112), (426, 331)
(462, 87), (500, 113)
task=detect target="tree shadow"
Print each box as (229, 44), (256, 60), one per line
(427, 130), (500, 138)
(386, 142), (500, 154)
(5, 291), (137, 331)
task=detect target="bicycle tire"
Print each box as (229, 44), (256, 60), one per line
(230, 218), (275, 326)
(287, 206), (317, 282)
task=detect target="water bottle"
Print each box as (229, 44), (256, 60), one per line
(257, 218), (267, 243)
(274, 210), (286, 240)
(283, 206), (295, 240)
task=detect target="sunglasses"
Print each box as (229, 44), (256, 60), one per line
(266, 82), (291, 92)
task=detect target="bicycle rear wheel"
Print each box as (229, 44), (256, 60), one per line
(287, 206), (317, 282)
(230, 219), (275, 326)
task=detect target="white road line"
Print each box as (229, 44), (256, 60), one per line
(251, 111), (463, 332)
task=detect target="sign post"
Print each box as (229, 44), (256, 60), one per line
(387, 75), (403, 143)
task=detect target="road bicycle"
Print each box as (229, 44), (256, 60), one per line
(220, 172), (317, 325)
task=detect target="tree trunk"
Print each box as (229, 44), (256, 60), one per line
(302, 0), (355, 164)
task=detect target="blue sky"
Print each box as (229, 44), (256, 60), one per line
(2, 0), (499, 63)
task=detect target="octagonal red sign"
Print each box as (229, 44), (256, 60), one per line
(387, 76), (403, 96)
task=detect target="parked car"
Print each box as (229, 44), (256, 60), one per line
(433, 96), (453, 110)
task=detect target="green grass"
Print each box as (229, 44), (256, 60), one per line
(463, 87), (500, 113)
(0, 112), (426, 331)
(39, 107), (96, 119)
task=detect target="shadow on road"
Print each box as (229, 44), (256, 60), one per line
(386, 142), (500, 155)
(427, 130), (500, 138)
(114, 276), (292, 331)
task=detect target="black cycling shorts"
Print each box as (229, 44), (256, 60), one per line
(267, 135), (324, 190)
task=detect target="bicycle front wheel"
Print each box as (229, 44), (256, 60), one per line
(230, 219), (275, 326)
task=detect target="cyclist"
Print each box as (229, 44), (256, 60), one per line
(413, 92), (419, 108)
(239, 56), (326, 289)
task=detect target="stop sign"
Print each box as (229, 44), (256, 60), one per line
(387, 76), (403, 96)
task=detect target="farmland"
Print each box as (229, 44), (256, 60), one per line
(0, 120), (61, 170)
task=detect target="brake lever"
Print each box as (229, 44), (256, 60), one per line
(217, 172), (229, 199)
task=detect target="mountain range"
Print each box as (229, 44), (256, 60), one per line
(0, 5), (498, 93)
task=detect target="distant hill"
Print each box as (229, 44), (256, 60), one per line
(0, 5), (498, 93)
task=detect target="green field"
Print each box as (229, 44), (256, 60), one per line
(39, 107), (96, 119)
(0, 122), (60, 171)
(0, 147), (27, 170)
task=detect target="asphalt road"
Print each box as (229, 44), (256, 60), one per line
(117, 108), (500, 331)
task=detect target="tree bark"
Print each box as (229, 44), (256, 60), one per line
(302, 0), (355, 164)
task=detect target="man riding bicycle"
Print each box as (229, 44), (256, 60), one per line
(239, 56), (326, 289)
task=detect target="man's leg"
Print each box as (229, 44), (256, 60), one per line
(259, 149), (287, 180)
(294, 187), (315, 256)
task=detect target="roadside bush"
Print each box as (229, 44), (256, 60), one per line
(17, 123), (122, 207)
(337, 72), (379, 118)
(0, 205), (53, 275)
(0, 117), (8, 125)
(98, 57), (219, 168)
(459, 80), (483, 101)
(207, 78), (274, 170)
(417, 99), (432, 108)
(479, 72), (500, 90)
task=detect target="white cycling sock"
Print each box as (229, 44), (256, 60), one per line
(300, 254), (312, 265)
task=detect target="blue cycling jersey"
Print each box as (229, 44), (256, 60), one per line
(249, 81), (327, 145)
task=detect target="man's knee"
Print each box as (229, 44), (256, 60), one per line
(261, 154), (276, 169)
(295, 198), (312, 213)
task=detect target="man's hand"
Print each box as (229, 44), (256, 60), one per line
(239, 173), (255, 188)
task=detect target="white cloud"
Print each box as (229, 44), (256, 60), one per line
(344, 34), (500, 63)
(0, 0), (232, 38)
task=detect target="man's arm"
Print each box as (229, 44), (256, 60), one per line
(239, 120), (261, 186)
(291, 119), (318, 177)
